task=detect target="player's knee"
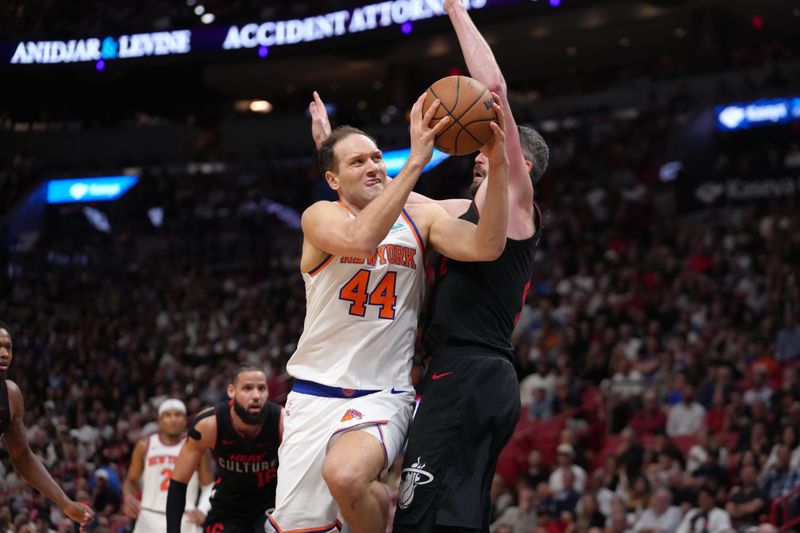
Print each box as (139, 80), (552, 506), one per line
(322, 461), (368, 501)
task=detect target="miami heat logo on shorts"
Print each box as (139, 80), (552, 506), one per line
(398, 457), (434, 509)
(340, 409), (363, 422)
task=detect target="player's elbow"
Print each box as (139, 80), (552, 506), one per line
(485, 79), (507, 99)
(8, 446), (32, 467)
(475, 239), (506, 261)
(347, 239), (378, 259)
(343, 229), (380, 258)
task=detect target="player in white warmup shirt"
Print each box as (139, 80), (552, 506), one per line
(123, 399), (213, 533)
(267, 93), (510, 533)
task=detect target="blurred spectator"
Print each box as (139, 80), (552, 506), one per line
(572, 493), (606, 532)
(521, 449), (552, 489)
(616, 427), (646, 481)
(528, 386), (555, 421)
(91, 470), (120, 520)
(520, 356), (557, 405)
(621, 474), (651, 516)
(533, 500), (561, 533)
(666, 385), (705, 438)
(703, 392), (728, 433)
(764, 425), (800, 471)
(696, 365), (734, 410)
(559, 428), (589, 472)
(674, 486), (732, 533)
(775, 309), (800, 362)
(491, 482), (539, 533)
(631, 487), (683, 533)
(725, 464), (767, 531)
(549, 444), (587, 493)
(689, 448), (729, 490)
(553, 469), (581, 515)
(760, 445), (800, 501)
(629, 390), (667, 437)
(606, 497), (633, 533)
(744, 368), (774, 408)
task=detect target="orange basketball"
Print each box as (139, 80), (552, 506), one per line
(422, 75), (496, 156)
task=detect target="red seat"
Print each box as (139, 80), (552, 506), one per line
(672, 435), (698, 458)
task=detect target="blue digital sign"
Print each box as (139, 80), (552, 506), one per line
(384, 148), (450, 177)
(716, 97), (800, 131)
(46, 176), (139, 204)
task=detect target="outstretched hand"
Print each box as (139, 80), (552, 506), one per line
(479, 92), (509, 169)
(309, 91), (332, 150)
(62, 500), (94, 532)
(408, 92), (451, 167)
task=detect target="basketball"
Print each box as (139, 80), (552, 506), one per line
(422, 75), (497, 156)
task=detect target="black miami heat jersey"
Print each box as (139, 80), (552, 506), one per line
(204, 401), (281, 512)
(421, 201), (542, 361)
(0, 379), (9, 437)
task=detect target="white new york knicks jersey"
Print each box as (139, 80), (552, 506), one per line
(140, 433), (199, 513)
(287, 207), (425, 390)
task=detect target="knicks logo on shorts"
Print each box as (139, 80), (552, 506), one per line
(398, 457), (434, 510)
(341, 409), (363, 422)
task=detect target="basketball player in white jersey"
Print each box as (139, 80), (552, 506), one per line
(267, 93), (510, 533)
(123, 399), (213, 533)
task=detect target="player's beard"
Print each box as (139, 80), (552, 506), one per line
(233, 398), (268, 426)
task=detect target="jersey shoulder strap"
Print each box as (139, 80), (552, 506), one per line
(188, 405), (216, 441)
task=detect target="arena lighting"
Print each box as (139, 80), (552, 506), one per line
(83, 207), (112, 233)
(659, 161), (683, 183)
(716, 96), (800, 131)
(201, 13), (216, 24)
(384, 148), (449, 177)
(248, 100), (273, 113)
(46, 176), (139, 204)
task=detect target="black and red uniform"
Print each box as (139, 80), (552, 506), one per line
(195, 400), (281, 533)
(394, 201), (542, 533)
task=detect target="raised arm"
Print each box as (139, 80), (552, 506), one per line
(425, 101), (509, 261)
(444, 0), (534, 232)
(3, 381), (95, 531)
(301, 93), (450, 262)
(122, 439), (146, 518)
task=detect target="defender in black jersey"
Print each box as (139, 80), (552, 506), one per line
(167, 365), (283, 533)
(393, 2), (550, 531)
(0, 321), (95, 530)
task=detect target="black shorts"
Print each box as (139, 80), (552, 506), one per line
(202, 504), (272, 533)
(393, 348), (520, 533)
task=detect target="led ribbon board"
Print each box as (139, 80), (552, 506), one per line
(716, 97), (800, 132)
(384, 148), (450, 177)
(7, 0), (492, 65)
(47, 176), (139, 204)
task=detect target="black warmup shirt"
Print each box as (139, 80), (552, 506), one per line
(201, 401), (281, 512)
(422, 201), (541, 362)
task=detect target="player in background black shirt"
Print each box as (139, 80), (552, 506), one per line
(0, 321), (95, 531)
(393, 1), (550, 531)
(166, 365), (283, 533)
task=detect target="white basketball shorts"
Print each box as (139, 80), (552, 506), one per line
(267, 386), (414, 532)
